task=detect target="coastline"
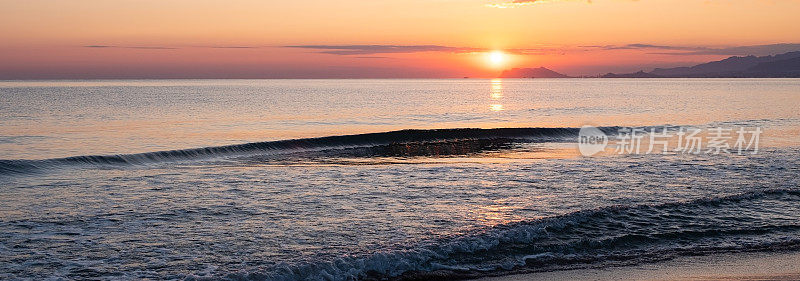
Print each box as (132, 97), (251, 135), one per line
(477, 250), (800, 281)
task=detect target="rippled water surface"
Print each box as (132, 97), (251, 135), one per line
(1, 79), (799, 280)
(2, 79), (798, 159)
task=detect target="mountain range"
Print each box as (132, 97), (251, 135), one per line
(604, 50), (800, 78)
(500, 50), (800, 78)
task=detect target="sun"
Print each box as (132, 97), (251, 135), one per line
(488, 51), (506, 67)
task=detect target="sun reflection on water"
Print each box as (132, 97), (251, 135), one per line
(490, 79), (504, 111)
(491, 79), (504, 99)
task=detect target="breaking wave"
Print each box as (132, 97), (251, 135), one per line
(0, 127), (589, 174)
(187, 188), (800, 281)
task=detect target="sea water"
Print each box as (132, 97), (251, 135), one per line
(1, 79), (799, 280)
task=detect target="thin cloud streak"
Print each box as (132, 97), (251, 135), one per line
(82, 45), (263, 50)
(582, 44), (708, 51)
(582, 43), (800, 56)
(83, 45), (179, 50)
(82, 43), (800, 58)
(486, 0), (547, 8)
(284, 45), (560, 55)
(284, 45), (481, 55)
(486, 0), (590, 8)
(207, 46), (259, 49)
(650, 43), (800, 56)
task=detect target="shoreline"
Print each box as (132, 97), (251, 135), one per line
(477, 250), (800, 281)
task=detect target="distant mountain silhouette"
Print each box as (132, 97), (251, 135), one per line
(602, 51), (800, 78)
(499, 67), (570, 78)
(738, 56), (800, 77)
(650, 51), (800, 77)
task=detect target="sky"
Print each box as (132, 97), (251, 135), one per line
(1, 0), (799, 78)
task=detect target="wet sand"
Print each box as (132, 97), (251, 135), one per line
(478, 251), (800, 281)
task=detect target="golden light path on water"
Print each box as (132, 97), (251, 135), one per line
(490, 78), (504, 112)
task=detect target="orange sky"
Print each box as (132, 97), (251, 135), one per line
(1, 0), (799, 78)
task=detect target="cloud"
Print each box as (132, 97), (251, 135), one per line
(83, 43), (800, 58)
(284, 45), (483, 55)
(83, 45), (178, 50)
(128, 46), (178, 50)
(581, 44), (708, 51)
(83, 45), (262, 50)
(84, 44), (554, 55)
(207, 46), (259, 49)
(584, 43), (800, 56)
(486, 0), (547, 8)
(650, 43), (800, 56)
(486, 0), (591, 8)
(284, 44), (562, 56)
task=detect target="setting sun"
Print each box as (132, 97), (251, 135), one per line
(488, 51), (506, 67)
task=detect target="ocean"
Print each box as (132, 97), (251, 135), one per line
(1, 79), (799, 280)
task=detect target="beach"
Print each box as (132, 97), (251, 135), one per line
(480, 251), (800, 281)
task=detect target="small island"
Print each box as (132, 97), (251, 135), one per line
(499, 67), (571, 78)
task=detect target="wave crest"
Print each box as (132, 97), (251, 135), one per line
(0, 127), (583, 174)
(186, 188), (800, 281)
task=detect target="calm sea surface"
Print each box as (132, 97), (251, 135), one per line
(1, 79), (799, 280)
